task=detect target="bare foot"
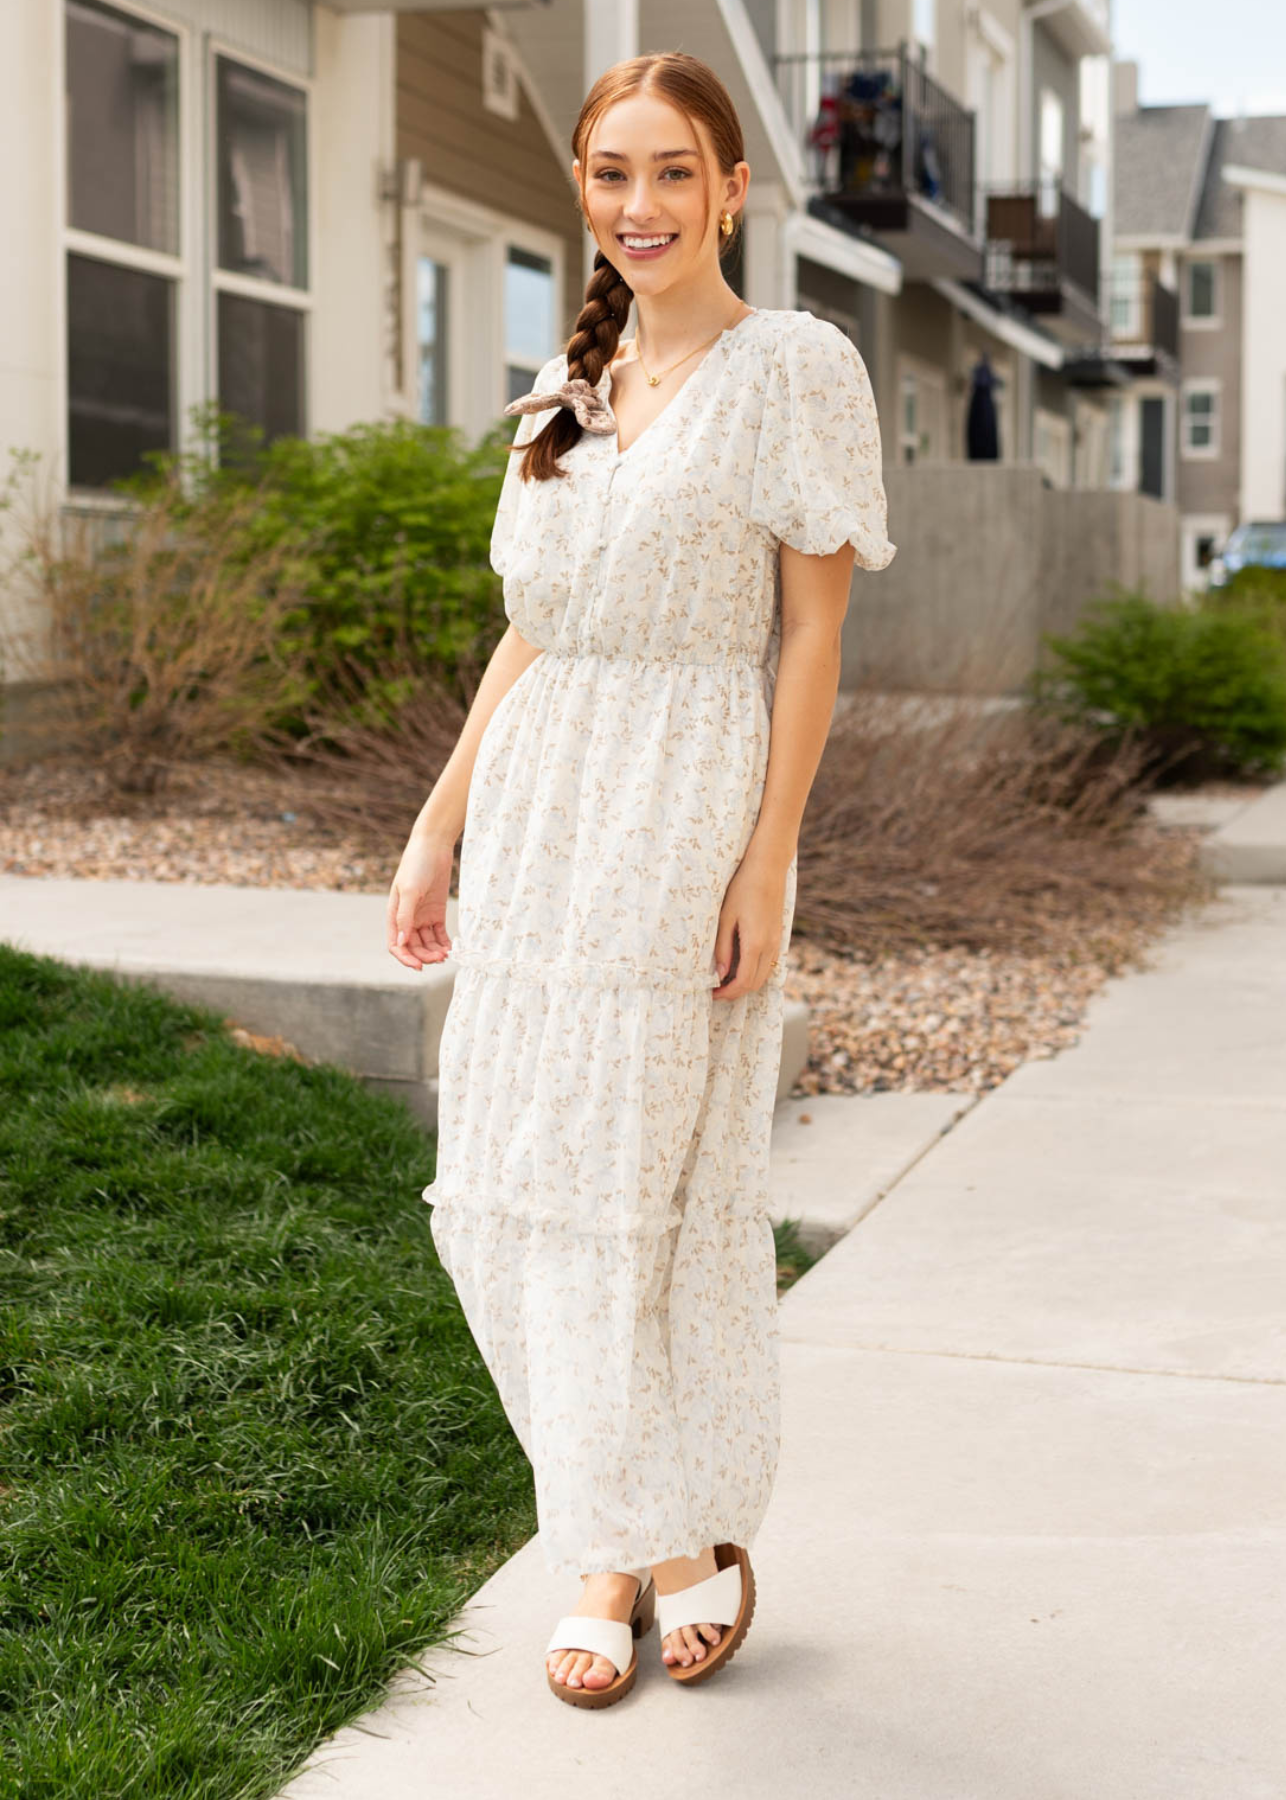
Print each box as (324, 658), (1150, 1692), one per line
(651, 1546), (723, 1669)
(546, 1571), (642, 1691)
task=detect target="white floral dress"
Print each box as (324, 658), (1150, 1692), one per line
(422, 307), (896, 1577)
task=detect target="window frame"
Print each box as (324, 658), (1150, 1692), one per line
(503, 241), (558, 397)
(1180, 377), (1221, 459)
(61, 0), (195, 504)
(58, 4), (315, 500)
(207, 31), (316, 453)
(403, 181), (565, 441)
(1182, 257), (1221, 329)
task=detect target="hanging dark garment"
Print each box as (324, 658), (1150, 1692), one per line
(966, 355), (1001, 460)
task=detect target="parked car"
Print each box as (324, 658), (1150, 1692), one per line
(1208, 520), (1286, 588)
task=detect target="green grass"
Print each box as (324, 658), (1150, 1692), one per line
(0, 943), (819, 1796)
(0, 943), (536, 1799)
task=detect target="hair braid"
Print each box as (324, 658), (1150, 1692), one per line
(519, 250), (632, 482)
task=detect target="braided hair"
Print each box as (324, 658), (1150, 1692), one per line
(516, 52), (745, 483)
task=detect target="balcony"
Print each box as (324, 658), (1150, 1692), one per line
(1109, 270), (1180, 366)
(773, 44), (983, 282)
(1025, 0), (1112, 60)
(1060, 269), (1179, 390)
(982, 180), (1102, 346)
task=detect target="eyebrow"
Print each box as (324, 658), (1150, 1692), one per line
(589, 148), (700, 162)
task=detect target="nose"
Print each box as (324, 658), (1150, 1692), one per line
(621, 177), (663, 224)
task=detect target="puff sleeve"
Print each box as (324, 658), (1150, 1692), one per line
(748, 317), (897, 569)
(489, 352), (565, 578)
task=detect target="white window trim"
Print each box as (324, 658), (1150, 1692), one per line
(1181, 256), (1221, 329)
(1181, 377), (1221, 459)
(1109, 249), (1143, 341)
(897, 352), (947, 463)
(403, 179), (565, 441)
(1034, 406), (1072, 488)
(207, 30), (316, 446)
(1181, 511), (1232, 594)
(59, 0), (198, 506)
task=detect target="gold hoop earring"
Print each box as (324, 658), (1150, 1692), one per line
(720, 210), (735, 238)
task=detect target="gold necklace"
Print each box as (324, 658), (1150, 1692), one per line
(631, 307), (750, 387)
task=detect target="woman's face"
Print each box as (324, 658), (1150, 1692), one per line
(575, 92), (741, 297)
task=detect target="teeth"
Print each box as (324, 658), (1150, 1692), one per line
(621, 234), (676, 248)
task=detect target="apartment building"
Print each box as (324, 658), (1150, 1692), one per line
(1107, 61), (1286, 592)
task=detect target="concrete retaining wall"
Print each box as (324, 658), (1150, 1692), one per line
(843, 464), (1181, 697)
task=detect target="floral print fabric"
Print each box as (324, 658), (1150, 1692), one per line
(422, 307), (895, 1576)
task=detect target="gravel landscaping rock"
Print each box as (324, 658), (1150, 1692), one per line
(1, 755), (1213, 1099)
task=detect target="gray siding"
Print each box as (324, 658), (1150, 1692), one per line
(1178, 251), (1241, 520)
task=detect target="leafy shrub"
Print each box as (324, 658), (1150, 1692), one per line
(1204, 564), (1286, 651)
(118, 402), (513, 714)
(1029, 585), (1286, 782)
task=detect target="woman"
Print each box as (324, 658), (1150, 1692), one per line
(387, 51), (896, 1708)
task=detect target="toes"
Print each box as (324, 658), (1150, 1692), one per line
(583, 1655), (617, 1688)
(662, 1623), (721, 1667)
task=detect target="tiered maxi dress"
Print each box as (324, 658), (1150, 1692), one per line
(422, 306), (896, 1578)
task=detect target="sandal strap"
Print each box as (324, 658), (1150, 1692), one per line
(655, 1562), (743, 1639)
(545, 1614), (634, 1676)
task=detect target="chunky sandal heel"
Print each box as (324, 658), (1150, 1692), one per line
(657, 1543), (755, 1686)
(545, 1567), (655, 1709)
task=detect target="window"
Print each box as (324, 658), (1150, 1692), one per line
(914, 0), (935, 57)
(1182, 382), (1219, 456)
(1039, 88), (1064, 217)
(505, 245), (555, 404)
(417, 258), (450, 428)
(1185, 259), (1218, 322)
(64, 0), (180, 489)
(1107, 395), (1126, 486)
(1110, 252), (1142, 337)
(216, 292), (305, 454)
(215, 54), (309, 448)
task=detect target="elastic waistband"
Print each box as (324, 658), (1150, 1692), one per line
(543, 647), (763, 669)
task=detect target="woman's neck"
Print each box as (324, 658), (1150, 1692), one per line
(624, 285), (750, 365)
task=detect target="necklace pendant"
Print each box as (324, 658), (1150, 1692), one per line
(647, 374), (660, 387)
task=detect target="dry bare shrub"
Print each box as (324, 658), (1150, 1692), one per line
(0, 450), (318, 796)
(797, 689), (1211, 957)
(253, 613), (487, 850)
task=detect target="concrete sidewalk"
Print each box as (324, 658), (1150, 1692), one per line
(273, 881), (1286, 1800)
(0, 874), (818, 1131)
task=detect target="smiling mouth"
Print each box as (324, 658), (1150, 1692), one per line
(617, 232), (678, 253)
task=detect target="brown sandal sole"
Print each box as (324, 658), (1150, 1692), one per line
(546, 1575), (656, 1709)
(663, 1544), (756, 1686)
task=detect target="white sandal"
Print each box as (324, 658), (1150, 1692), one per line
(545, 1567), (656, 1708)
(656, 1543), (756, 1685)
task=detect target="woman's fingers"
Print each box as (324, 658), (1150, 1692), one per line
(713, 933), (777, 1001)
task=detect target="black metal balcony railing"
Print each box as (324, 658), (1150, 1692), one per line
(983, 179), (1099, 308)
(774, 45), (977, 240)
(1108, 270), (1179, 359)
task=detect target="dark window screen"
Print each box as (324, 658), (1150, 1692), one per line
(67, 252), (174, 489)
(217, 290), (305, 452)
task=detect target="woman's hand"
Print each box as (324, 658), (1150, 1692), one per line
(387, 831), (457, 972)
(712, 845), (788, 1001)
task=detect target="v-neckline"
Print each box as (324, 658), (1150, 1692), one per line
(599, 308), (759, 463)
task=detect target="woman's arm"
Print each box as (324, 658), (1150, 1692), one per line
(406, 622), (544, 846)
(387, 623), (544, 971)
(712, 539), (854, 999)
